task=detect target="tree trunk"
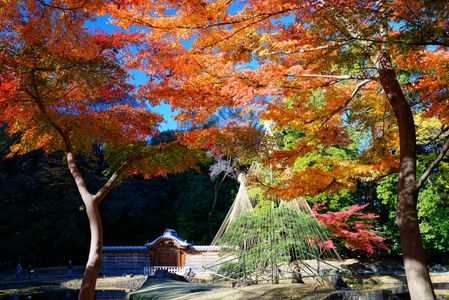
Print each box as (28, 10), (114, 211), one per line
(375, 50), (435, 300)
(66, 151), (131, 300)
(78, 198), (102, 300)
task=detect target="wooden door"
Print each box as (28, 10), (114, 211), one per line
(157, 248), (178, 266)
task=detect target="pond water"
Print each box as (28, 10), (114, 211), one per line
(0, 288), (127, 300)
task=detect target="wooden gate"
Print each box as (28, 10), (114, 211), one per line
(157, 247), (178, 266)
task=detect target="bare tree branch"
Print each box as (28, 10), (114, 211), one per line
(416, 136), (449, 190)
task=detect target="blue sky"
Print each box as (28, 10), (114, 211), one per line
(85, 15), (178, 131)
(85, 4), (295, 132)
(83, 2), (253, 132)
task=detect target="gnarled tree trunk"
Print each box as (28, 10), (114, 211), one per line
(375, 49), (435, 300)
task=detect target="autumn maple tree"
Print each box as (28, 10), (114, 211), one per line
(107, 1), (449, 299)
(2, 0), (448, 298)
(0, 1), (206, 299)
(313, 203), (388, 254)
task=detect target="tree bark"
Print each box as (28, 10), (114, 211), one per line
(375, 50), (435, 300)
(78, 198), (102, 300)
(66, 151), (101, 299)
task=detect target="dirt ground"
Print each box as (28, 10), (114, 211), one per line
(127, 259), (449, 300)
(128, 278), (335, 300)
(62, 275), (147, 291)
(128, 273), (449, 300)
(1, 260), (448, 299)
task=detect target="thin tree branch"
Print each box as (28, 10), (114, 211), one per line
(416, 136), (449, 190)
(121, 7), (294, 31)
(323, 78), (371, 122)
(37, 0), (87, 12)
(26, 72), (93, 199)
(197, 13), (275, 51)
(369, 169), (399, 182)
(294, 79), (371, 156)
(350, 79), (372, 98)
(347, 36), (449, 47)
(303, 79), (371, 126)
(285, 73), (375, 80)
(418, 126), (449, 146)
(26, 74), (67, 143)
(404, 3), (424, 42)
(317, 178), (337, 194)
(266, 43), (348, 56)
(94, 160), (134, 204)
(28, 70), (138, 204)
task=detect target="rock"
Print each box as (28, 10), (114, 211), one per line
(354, 277), (363, 284)
(326, 270), (348, 290)
(434, 264), (442, 272)
(232, 277), (255, 288)
(370, 265), (379, 273)
(365, 278), (378, 285)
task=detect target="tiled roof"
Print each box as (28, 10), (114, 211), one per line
(103, 229), (209, 251)
(189, 245), (221, 251)
(145, 229), (190, 247)
(103, 246), (146, 251)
